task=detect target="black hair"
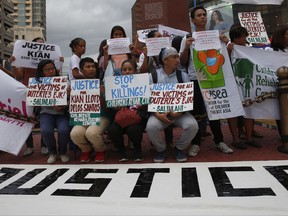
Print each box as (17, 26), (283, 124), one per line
(229, 26), (248, 42)
(110, 25), (127, 39)
(147, 30), (158, 38)
(79, 57), (95, 70)
(209, 10), (224, 30)
(121, 59), (137, 71)
(36, 59), (59, 82)
(190, 5), (206, 19)
(97, 39), (107, 62)
(158, 47), (166, 66)
(171, 36), (183, 53)
(69, 37), (85, 53)
(32, 37), (44, 42)
(271, 25), (288, 52)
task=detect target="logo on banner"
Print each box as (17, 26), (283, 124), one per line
(194, 49), (225, 89)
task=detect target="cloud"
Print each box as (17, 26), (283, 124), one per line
(46, 0), (136, 66)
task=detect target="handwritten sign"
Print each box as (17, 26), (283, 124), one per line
(148, 82), (194, 112)
(11, 40), (63, 69)
(238, 11), (270, 44)
(107, 38), (131, 55)
(27, 76), (68, 106)
(105, 73), (151, 108)
(193, 30), (221, 51)
(145, 37), (171, 56)
(69, 79), (100, 126)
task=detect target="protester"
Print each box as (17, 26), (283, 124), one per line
(10, 37), (50, 156)
(103, 25), (136, 77)
(179, 6), (233, 156)
(70, 57), (113, 163)
(97, 39), (107, 81)
(68, 37), (86, 80)
(146, 47), (198, 163)
(107, 59), (146, 162)
(35, 59), (70, 163)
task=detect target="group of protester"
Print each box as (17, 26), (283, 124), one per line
(1, 5), (288, 164)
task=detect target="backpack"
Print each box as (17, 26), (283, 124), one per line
(151, 69), (183, 83)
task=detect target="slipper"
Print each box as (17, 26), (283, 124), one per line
(232, 142), (247, 150)
(278, 146), (288, 154)
(246, 140), (262, 148)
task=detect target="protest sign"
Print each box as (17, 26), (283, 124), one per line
(232, 45), (287, 119)
(0, 70), (34, 155)
(223, 0), (283, 5)
(148, 82), (194, 112)
(105, 73), (151, 108)
(158, 24), (189, 42)
(145, 37), (171, 56)
(193, 30), (221, 51)
(137, 28), (158, 43)
(107, 38), (131, 55)
(193, 42), (244, 120)
(11, 40), (63, 69)
(69, 79), (100, 126)
(27, 76), (68, 106)
(238, 12), (270, 44)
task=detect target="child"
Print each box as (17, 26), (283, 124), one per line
(36, 60), (70, 163)
(68, 38), (86, 80)
(70, 57), (113, 163)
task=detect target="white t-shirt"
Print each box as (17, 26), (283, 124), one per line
(179, 36), (197, 81)
(69, 54), (82, 80)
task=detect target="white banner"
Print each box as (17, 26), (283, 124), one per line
(158, 24), (189, 42)
(193, 42), (244, 120)
(27, 76), (68, 106)
(105, 74), (151, 107)
(0, 70), (34, 155)
(223, 0), (283, 5)
(148, 82), (194, 112)
(1, 160), (288, 215)
(11, 40), (63, 69)
(232, 45), (288, 119)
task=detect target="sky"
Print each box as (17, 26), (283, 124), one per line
(46, 0), (136, 65)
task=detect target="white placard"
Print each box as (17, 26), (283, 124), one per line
(145, 37), (171, 57)
(107, 38), (131, 55)
(193, 30), (221, 51)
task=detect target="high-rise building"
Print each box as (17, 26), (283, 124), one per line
(0, 0), (14, 60)
(12, 0), (46, 42)
(131, 0), (191, 42)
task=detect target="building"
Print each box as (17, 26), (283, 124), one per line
(12, 0), (46, 41)
(0, 0), (14, 60)
(188, 0), (288, 37)
(131, 0), (191, 42)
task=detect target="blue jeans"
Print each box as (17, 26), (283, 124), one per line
(40, 113), (70, 155)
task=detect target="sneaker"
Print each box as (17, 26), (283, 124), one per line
(174, 148), (187, 162)
(119, 152), (129, 162)
(23, 148), (34, 157)
(133, 152), (143, 162)
(217, 142), (233, 154)
(153, 151), (165, 163)
(188, 145), (200, 157)
(232, 142), (247, 150)
(95, 151), (106, 163)
(60, 154), (70, 163)
(47, 154), (57, 164)
(80, 151), (91, 163)
(246, 140), (261, 148)
(40, 147), (49, 155)
(252, 130), (263, 138)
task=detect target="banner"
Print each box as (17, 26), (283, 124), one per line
(231, 45), (288, 119)
(0, 70), (34, 155)
(223, 0), (283, 5)
(11, 40), (62, 69)
(148, 82), (194, 112)
(238, 12), (270, 44)
(105, 74), (151, 108)
(27, 76), (68, 106)
(69, 79), (101, 126)
(158, 24), (189, 42)
(193, 42), (244, 120)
